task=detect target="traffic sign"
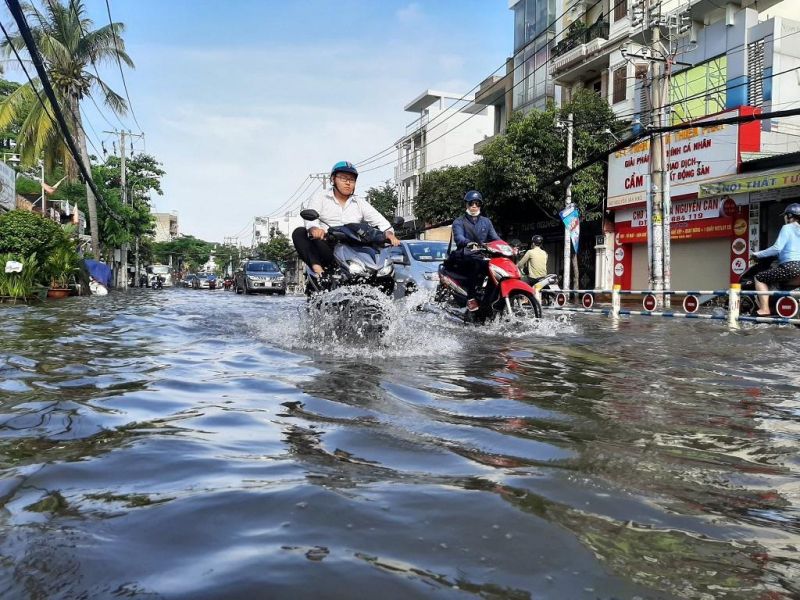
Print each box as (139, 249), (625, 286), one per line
(683, 295), (699, 313)
(582, 293), (594, 309)
(643, 294), (657, 311)
(556, 292), (567, 307)
(775, 296), (798, 318)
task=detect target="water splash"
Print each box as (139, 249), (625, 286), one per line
(255, 286), (576, 358)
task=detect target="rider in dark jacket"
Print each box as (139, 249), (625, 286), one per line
(449, 190), (501, 311)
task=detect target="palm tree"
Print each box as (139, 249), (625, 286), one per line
(0, 0), (134, 255)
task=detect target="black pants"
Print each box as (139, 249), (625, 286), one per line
(447, 248), (485, 299)
(292, 227), (335, 271)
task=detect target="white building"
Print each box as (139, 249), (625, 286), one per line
(254, 212), (305, 245)
(153, 211), (179, 242)
(395, 90), (494, 227)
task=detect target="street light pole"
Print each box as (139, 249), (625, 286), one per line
(563, 113), (574, 291)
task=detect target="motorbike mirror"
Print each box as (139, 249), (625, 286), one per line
(300, 209), (319, 221)
(391, 216), (405, 228)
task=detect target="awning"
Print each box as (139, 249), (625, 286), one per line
(698, 167), (800, 198)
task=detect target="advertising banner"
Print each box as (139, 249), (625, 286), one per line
(607, 111), (740, 208)
(616, 195), (745, 227)
(699, 168), (800, 198)
(559, 203), (580, 253)
(0, 161), (15, 211)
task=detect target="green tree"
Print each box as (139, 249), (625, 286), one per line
(152, 235), (214, 272)
(412, 164), (482, 225)
(0, 0), (135, 254)
(0, 209), (65, 264)
(364, 180), (398, 220)
(256, 230), (293, 264)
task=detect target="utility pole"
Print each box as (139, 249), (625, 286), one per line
(647, 0), (665, 305)
(563, 113), (574, 291)
(310, 172), (328, 190)
(104, 129), (145, 290)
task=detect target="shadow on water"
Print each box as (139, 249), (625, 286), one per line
(0, 290), (798, 598)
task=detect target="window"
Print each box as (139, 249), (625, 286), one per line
(613, 0), (627, 22)
(669, 56), (727, 124)
(612, 65), (627, 104)
(748, 39), (765, 108)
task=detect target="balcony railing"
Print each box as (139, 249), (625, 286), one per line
(552, 19), (609, 59)
(405, 114), (429, 136)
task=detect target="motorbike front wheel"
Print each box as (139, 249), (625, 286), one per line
(505, 290), (542, 320)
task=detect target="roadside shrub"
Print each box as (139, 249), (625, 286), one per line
(0, 210), (65, 262)
(0, 253), (40, 298)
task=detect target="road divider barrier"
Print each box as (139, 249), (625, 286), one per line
(541, 284), (800, 326)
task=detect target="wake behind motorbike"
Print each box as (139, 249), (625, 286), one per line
(435, 240), (542, 323)
(299, 209), (403, 338)
(738, 256), (800, 316)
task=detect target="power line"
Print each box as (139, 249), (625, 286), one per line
(4, 0), (121, 222)
(538, 107), (800, 196)
(104, 0), (141, 131)
(354, 0), (624, 171)
(266, 175), (314, 217)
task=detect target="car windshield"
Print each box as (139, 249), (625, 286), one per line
(246, 262), (279, 272)
(150, 265), (171, 274)
(406, 242), (449, 262)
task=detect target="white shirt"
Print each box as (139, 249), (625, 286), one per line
(303, 189), (393, 233)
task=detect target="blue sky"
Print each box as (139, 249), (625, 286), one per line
(10, 1), (513, 241)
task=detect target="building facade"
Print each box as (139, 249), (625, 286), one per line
(394, 90), (494, 228)
(510, 0), (560, 113)
(546, 0), (797, 290)
(153, 211), (179, 243)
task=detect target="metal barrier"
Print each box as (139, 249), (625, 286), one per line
(542, 285), (800, 326)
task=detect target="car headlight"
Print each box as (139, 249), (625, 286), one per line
(489, 264), (513, 280)
(423, 271), (439, 281)
(347, 260), (366, 275)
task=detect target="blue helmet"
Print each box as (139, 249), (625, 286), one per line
(331, 161), (358, 179)
(464, 190), (483, 205)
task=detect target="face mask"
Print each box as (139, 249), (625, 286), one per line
(466, 206), (480, 217)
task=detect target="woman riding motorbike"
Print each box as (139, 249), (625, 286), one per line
(752, 203), (800, 316)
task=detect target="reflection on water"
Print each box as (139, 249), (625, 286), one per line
(1, 290), (798, 598)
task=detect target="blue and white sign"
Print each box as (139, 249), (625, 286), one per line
(559, 203), (580, 253)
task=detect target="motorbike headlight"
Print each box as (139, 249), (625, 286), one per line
(423, 271), (439, 281)
(489, 264), (513, 280)
(377, 259), (394, 277)
(347, 260), (366, 275)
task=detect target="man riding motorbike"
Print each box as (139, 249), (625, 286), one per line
(752, 202), (800, 316)
(291, 161), (400, 279)
(446, 190), (501, 311)
(517, 234), (548, 284)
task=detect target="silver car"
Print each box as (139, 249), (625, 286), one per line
(390, 240), (450, 294)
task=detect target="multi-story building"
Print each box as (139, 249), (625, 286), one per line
(394, 90), (494, 229)
(153, 211), (179, 242)
(549, 0), (800, 290)
(510, 0), (560, 113)
(254, 212), (304, 244)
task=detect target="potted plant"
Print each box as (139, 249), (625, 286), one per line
(45, 246), (80, 299)
(0, 253), (40, 304)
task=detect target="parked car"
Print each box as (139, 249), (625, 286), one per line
(193, 274), (217, 290)
(390, 240), (450, 294)
(181, 273), (199, 288)
(147, 264), (174, 287)
(234, 260), (286, 295)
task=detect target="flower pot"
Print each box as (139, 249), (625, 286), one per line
(47, 288), (70, 299)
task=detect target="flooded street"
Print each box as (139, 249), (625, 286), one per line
(1, 289), (799, 599)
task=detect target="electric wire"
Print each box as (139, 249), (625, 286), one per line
(354, 0), (627, 170)
(265, 175), (314, 218)
(104, 0), (141, 131)
(4, 0), (121, 222)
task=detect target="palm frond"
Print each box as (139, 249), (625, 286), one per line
(0, 80), (38, 130)
(88, 73), (127, 115)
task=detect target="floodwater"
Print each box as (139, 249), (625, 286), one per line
(0, 289), (798, 599)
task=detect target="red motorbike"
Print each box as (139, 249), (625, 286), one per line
(435, 240), (542, 323)
(222, 276), (233, 291)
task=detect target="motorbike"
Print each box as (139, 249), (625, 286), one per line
(524, 273), (560, 306)
(151, 276), (164, 290)
(223, 276), (234, 291)
(435, 240), (542, 323)
(299, 209), (403, 337)
(738, 256), (800, 315)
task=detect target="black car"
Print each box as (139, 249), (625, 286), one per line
(234, 260), (286, 295)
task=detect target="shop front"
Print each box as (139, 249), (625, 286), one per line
(605, 107), (761, 291)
